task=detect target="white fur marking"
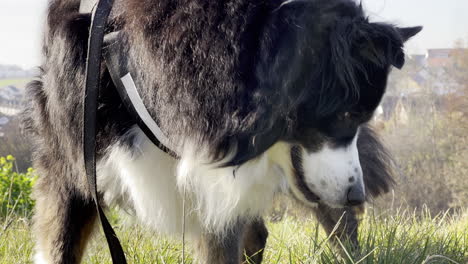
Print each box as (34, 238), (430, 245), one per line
(33, 251), (48, 264)
(299, 133), (364, 207)
(98, 127), (189, 236)
(177, 144), (281, 233)
(97, 127), (283, 237)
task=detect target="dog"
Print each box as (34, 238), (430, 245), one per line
(23, 0), (420, 263)
(242, 124), (396, 263)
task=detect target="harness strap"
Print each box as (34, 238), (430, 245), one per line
(79, 0), (97, 13)
(103, 33), (178, 157)
(83, 0), (127, 263)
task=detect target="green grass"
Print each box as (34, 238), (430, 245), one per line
(0, 78), (30, 89)
(0, 208), (466, 264)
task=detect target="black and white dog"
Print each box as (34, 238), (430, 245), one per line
(23, 0), (420, 263)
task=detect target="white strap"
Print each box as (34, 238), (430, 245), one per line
(79, 0), (98, 13)
(120, 73), (175, 151)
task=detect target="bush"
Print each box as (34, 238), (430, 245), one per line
(376, 95), (468, 214)
(0, 116), (32, 172)
(0, 155), (36, 217)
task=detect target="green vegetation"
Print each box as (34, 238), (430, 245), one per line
(0, 208), (466, 264)
(263, 210), (467, 264)
(0, 78), (30, 88)
(0, 155), (36, 218)
(0, 155), (466, 263)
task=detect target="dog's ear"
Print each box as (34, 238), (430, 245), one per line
(397, 26), (423, 42)
(388, 26), (422, 69)
(389, 26), (422, 68)
(354, 23), (422, 69)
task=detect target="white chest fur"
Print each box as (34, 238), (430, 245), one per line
(97, 127), (283, 238)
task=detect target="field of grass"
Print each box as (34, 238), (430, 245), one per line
(0, 78), (30, 89)
(0, 208), (466, 264)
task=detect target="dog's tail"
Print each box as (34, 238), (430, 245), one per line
(358, 124), (396, 199)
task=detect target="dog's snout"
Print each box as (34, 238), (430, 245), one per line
(346, 184), (365, 206)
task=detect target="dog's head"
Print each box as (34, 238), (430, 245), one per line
(262, 1), (421, 208)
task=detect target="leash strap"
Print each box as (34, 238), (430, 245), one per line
(83, 0), (127, 263)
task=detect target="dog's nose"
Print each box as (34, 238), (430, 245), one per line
(346, 185), (365, 206)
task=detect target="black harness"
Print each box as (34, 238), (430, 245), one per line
(82, 0), (176, 263)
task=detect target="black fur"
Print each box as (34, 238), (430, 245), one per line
(291, 145), (320, 201)
(22, 0), (419, 263)
(359, 125), (396, 198)
(24, 0), (419, 165)
(116, 0), (417, 165)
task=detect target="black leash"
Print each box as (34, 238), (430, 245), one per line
(83, 0), (127, 263)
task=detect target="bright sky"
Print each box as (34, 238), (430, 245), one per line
(0, 0), (467, 68)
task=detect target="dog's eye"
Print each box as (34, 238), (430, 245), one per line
(338, 112), (351, 121)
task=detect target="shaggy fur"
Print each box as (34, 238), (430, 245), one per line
(23, 0), (420, 263)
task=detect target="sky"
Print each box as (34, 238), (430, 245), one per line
(0, 0), (467, 68)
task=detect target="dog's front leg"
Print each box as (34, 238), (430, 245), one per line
(195, 220), (246, 264)
(241, 219), (268, 264)
(312, 203), (362, 250)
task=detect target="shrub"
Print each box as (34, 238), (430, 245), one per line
(0, 155), (36, 217)
(376, 95), (468, 214)
(0, 116), (32, 172)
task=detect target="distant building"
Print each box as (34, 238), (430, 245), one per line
(426, 48), (468, 68)
(410, 54), (427, 68)
(0, 85), (24, 116)
(400, 49), (466, 95)
(427, 49), (452, 67)
(0, 85), (21, 98)
(379, 47), (467, 122)
(0, 85), (23, 103)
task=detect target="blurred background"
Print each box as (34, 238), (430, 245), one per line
(0, 0), (467, 215)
